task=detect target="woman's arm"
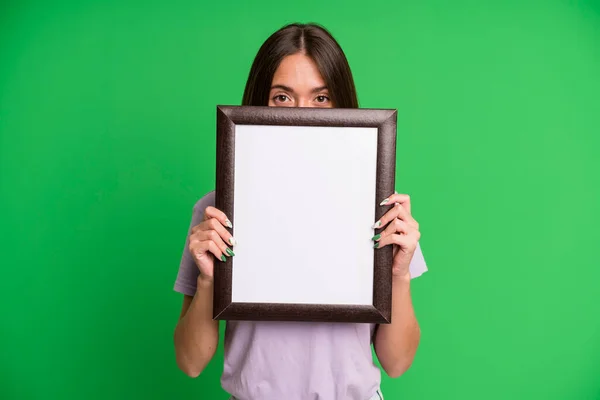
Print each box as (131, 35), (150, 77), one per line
(173, 203), (235, 377)
(373, 273), (420, 378)
(370, 193), (423, 378)
(173, 278), (220, 377)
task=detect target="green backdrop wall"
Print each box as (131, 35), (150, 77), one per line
(1, 0), (599, 399)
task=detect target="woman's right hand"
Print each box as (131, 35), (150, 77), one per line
(188, 206), (236, 282)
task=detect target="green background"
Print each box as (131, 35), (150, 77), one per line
(1, 0), (599, 399)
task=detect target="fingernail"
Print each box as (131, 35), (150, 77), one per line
(371, 234), (381, 241)
(220, 255), (227, 262)
(380, 198), (390, 206)
(374, 242), (380, 248)
(225, 218), (233, 228)
(229, 237), (237, 246)
(226, 248), (235, 257)
(394, 190), (398, 194)
(372, 220), (382, 229)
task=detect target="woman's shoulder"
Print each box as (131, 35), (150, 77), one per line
(191, 190), (216, 214)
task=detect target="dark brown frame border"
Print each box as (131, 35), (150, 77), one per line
(214, 105), (397, 324)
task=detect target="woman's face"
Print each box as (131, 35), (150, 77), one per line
(268, 53), (333, 108)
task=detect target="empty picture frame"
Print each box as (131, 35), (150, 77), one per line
(213, 105), (397, 324)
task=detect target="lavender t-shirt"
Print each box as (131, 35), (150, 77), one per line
(174, 191), (428, 400)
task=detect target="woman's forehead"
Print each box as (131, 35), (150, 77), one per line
(271, 54), (327, 92)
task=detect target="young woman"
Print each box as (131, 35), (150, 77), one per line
(173, 23), (428, 400)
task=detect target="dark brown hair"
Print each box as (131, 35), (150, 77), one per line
(241, 23), (359, 108)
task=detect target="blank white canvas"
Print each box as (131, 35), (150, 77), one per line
(232, 124), (378, 305)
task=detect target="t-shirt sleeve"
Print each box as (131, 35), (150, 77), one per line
(173, 191), (216, 297)
(409, 242), (428, 279)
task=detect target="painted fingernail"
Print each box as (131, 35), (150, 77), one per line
(374, 242), (380, 248)
(372, 220), (382, 229)
(225, 218), (233, 228)
(380, 198), (390, 206)
(371, 234), (381, 241)
(229, 237), (237, 246)
(220, 255), (227, 262)
(226, 248), (235, 257)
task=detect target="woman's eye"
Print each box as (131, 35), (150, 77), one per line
(316, 95), (329, 103)
(274, 95), (289, 102)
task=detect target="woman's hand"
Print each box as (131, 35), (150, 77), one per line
(188, 206), (236, 282)
(372, 193), (421, 278)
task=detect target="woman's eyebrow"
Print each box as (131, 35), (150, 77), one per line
(270, 85), (329, 93)
(271, 84), (295, 93)
(311, 86), (328, 93)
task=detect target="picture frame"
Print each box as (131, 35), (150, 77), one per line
(213, 105), (397, 324)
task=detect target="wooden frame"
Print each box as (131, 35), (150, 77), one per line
(213, 105), (397, 324)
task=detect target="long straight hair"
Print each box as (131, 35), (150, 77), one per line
(241, 23), (359, 108)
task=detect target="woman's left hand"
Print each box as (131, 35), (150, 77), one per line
(372, 193), (421, 278)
